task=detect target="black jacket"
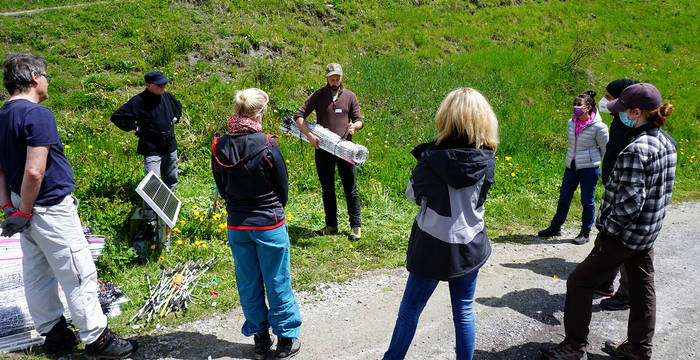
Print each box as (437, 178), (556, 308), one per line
(211, 132), (288, 229)
(111, 90), (182, 155)
(601, 116), (632, 185)
(405, 140), (495, 280)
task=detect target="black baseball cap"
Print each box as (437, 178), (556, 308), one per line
(607, 83), (662, 113)
(144, 71), (169, 85)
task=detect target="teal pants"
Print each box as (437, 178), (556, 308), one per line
(227, 225), (302, 338)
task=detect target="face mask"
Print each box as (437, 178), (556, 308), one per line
(619, 112), (636, 127)
(573, 106), (587, 117)
(598, 97), (611, 114)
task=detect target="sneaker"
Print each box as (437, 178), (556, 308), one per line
(572, 229), (590, 245)
(253, 330), (274, 360)
(314, 226), (338, 236)
(84, 328), (136, 359)
(275, 337), (301, 359)
(600, 293), (630, 310)
(42, 316), (78, 356)
(537, 224), (561, 238)
(539, 340), (587, 360)
(348, 227), (361, 241)
(602, 339), (643, 359)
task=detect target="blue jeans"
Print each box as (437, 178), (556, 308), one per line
(551, 161), (600, 231)
(383, 271), (479, 360)
(227, 225), (302, 338)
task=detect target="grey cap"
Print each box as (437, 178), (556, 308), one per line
(325, 63), (343, 77)
(607, 83), (662, 113)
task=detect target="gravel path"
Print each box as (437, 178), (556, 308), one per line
(0, 2), (107, 16)
(121, 201), (700, 359)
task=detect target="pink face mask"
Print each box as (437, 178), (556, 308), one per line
(573, 106), (587, 117)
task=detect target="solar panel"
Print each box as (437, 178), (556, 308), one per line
(135, 171), (181, 228)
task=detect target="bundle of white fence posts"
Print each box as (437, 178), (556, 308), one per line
(128, 257), (217, 326)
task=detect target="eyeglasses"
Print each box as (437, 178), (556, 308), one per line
(36, 72), (52, 80)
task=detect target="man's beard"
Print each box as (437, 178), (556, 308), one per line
(329, 84), (340, 91)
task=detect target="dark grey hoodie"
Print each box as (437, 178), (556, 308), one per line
(405, 140), (495, 280)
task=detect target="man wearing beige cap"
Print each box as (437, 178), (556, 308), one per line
(294, 63), (364, 240)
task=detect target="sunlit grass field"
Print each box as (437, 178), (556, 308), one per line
(1, 0), (698, 347)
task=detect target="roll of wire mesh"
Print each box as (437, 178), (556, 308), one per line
(279, 116), (368, 166)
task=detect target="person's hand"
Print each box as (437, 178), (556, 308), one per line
(308, 134), (321, 149)
(347, 122), (357, 135)
(0, 210), (31, 236)
(2, 203), (16, 218)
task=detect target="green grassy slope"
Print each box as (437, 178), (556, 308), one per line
(1, 0), (698, 341)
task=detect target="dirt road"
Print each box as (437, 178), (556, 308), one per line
(131, 201), (699, 359)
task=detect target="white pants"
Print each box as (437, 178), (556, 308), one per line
(11, 193), (106, 344)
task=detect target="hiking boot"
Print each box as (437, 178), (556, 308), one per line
(253, 330), (274, 360)
(572, 229), (590, 245)
(84, 328), (136, 359)
(42, 316), (78, 356)
(275, 337), (301, 359)
(600, 293), (630, 311)
(537, 223), (561, 238)
(539, 340), (587, 360)
(602, 339), (643, 359)
(348, 227), (361, 241)
(314, 226), (337, 236)
(594, 284), (615, 297)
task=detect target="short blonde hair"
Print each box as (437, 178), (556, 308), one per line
(433, 87), (499, 150)
(234, 88), (269, 117)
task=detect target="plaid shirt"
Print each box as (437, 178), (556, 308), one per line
(596, 124), (677, 250)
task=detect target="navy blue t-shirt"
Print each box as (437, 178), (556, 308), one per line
(0, 99), (75, 206)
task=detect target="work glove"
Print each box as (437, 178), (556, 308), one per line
(0, 209), (32, 237)
(1, 202), (16, 218)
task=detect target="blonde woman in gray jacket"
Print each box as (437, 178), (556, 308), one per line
(538, 91), (609, 244)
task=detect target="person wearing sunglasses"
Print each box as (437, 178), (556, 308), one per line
(110, 70), (182, 191)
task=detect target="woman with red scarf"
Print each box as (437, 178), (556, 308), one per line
(211, 88), (301, 360)
(537, 91), (609, 244)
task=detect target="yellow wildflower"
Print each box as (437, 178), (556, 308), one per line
(150, 244), (156, 250)
(202, 244), (207, 248)
(349, 244), (354, 249)
(83, 169), (88, 173)
(511, 172), (515, 177)
(173, 227), (181, 233)
(177, 240), (183, 245)
(64, 145), (70, 149)
(88, 145), (93, 149)
(505, 156), (512, 161)
(553, 275), (559, 279)
(102, 150), (108, 155)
